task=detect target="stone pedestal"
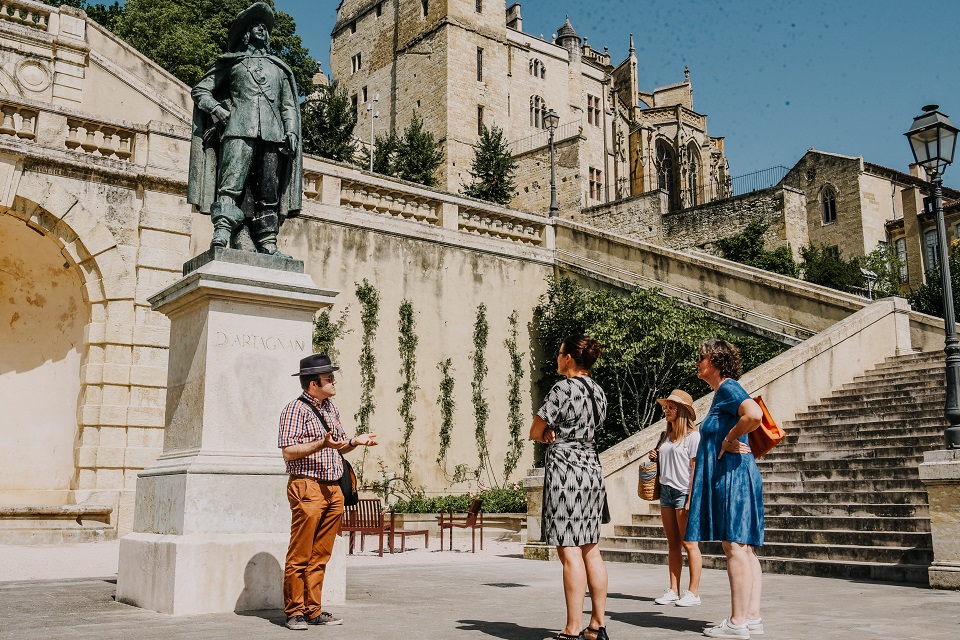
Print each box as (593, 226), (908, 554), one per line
(117, 249), (344, 614)
(522, 467), (557, 561)
(919, 448), (960, 589)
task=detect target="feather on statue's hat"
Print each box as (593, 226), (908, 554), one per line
(227, 2), (276, 53)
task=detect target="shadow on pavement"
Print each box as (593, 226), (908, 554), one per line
(607, 591), (655, 602)
(608, 609), (712, 633)
(457, 619), (555, 639)
(236, 609), (286, 628)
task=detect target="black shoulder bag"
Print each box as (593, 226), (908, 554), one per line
(297, 399), (360, 507)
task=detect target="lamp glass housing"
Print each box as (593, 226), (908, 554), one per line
(544, 109), (560, 132)
(905, 106), (958, 173)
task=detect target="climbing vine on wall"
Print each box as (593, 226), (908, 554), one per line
(397, 300), (419, 484)
(502, 310), (525, 482)
(312, 306), (351, 362)
(354, 279), (380, 438)
(436, 358), (455, 466)
(471, 303), (496, 487)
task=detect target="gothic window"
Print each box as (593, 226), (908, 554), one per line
(655, 139), (679, 212)
(821, 186), (837, 225)
(895, 237), (908, 284)
(589, 167), (603, 201)
(587, 95), (600, 127)
(925, 229), (940, 273)
(530, 58), (545, 79)
(530, 96), (547, 129)
(687, 142), (700, 206)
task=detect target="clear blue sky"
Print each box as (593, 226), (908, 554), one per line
(282, 0), (960, 188)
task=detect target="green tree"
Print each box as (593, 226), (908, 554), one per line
(799, 244), (864, 293)
(861, 244), (906, 299)
(909, 242), (960, 318)
(462, 125), (517, 205)
(393, 113), (444, 187)
(70, 0), (317, 94)
(361, 130), (400, 176)
(301, 83), (357, 162)
(714, 219), (799, 278)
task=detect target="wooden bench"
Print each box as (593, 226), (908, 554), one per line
(340, 498), (428, 556)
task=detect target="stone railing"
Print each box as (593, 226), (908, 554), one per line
(0, 101), (39, 140)
(0, 96), (142, 164)
(0, 1), (51, 32)
(640, 105), (706, 131)
(65, 117), (136, 161)
(302, 157), (553, 251)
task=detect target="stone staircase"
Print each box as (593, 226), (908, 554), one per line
(600, 351), (947, 584)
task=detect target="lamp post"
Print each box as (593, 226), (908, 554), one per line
(906, 104), (960, 448)
(367, 92), (380, 173)
(545, 109), (560, 217)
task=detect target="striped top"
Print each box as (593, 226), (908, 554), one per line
(277, 392), (345, 481)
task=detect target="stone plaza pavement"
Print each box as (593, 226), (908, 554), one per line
(1, 540), (959, 640)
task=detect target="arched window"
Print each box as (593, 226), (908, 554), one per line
(529, 58), (546, 79)
(821, 186), (837, 224)
(686, 142), (700, 207)
(655, 139), (679, 211)
(530, 95), (546, 129)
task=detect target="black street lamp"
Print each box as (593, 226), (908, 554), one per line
(906, 104), (960, 448)
(545, 109), (560, 217)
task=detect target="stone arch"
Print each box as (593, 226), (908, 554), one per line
(820, 183), (838, 225)
(0, 68), (23, 97)
(1, 178), (127, 509)
(655, 137), (679, 212)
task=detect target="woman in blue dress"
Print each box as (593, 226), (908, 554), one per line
(685, 339), (765, 640)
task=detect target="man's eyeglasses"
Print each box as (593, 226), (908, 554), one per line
(317, 375), (336, 385)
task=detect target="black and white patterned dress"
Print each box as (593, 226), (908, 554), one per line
(537, 376), (608, 547)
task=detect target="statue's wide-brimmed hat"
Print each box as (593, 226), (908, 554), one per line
(657, 389), (697, 422)
(227, 2), (276, 53)
(292, 354), (340, 377)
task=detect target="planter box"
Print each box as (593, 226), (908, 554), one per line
(390, 512), (525, 538)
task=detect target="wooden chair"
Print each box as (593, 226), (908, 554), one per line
(437, 497), (484, 552)
(340, 498), (386, 557)
(340, 498), (429, 556)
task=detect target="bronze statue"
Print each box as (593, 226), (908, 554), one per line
(187, 2), (302, 258)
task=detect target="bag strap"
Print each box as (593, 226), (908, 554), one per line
(572, 377), (603, 428)
(297, 397), (347, 462)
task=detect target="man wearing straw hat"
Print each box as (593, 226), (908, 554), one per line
(278, 354), (378, 630)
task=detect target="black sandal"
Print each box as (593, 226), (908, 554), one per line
(554, 633), (583, 640)
(583, 627), (609, 640)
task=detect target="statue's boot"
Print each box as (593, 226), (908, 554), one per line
(210, 198), (244, 249)
(250, 209), (292, 259)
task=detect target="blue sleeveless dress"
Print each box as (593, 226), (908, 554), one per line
(685, 378), (764, 547)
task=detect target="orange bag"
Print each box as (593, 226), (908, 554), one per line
(748, 395), (784, 458)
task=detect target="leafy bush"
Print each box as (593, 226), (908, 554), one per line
(714, 219), (799, 278)
(391, 484), (525, 514)
(909, 241), (960, 318)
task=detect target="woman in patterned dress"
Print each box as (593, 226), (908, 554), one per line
(685, 339), (765, 640)
(530, 335), (609, 640)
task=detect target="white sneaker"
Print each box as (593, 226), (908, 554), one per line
(703, 619), (750, 639)
(654, 588), (679, 605)
(674, 591), (701, 607)
(746, 618), (764, 635)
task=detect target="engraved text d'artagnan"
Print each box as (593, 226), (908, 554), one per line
(214, 331), (307, 352)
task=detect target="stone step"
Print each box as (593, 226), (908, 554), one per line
(785, 415), (947, 429)
(764, 490), (927, 506)
(779, 434), (943, 450)
(756, 456), (924, 472)
(844, 370), (945, 386)
(783, 422), (945, 438)
(628, 512), (931, 533)
(613, 524), (931, 548)
(0, 505), (115, 545)
(792, 406), (944, 421)
(598, 548), (930, 583)
(813, 386), (943, 405)
(760, 444), (939, 462)
(758, 465), (919, 482)
(867, 360), (944, 375)
(873, 353), (944, 369)
(600, 536), (932, 565)
(763, 501), (928, 518)
(763, 479), (925, 494)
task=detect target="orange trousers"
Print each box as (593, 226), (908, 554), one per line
(283, 477), (344, 618)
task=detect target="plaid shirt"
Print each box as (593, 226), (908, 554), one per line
(278, 392), (346, 481)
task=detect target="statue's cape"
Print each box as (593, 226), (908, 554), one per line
(187, 52), (303, 218)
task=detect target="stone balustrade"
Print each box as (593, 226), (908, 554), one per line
(0, 101), (38, 140)
(0, 1), (50, 31)
(337, 179), (441, 226)
(65, 118), (136, 161)
(458, 206), (545, 245)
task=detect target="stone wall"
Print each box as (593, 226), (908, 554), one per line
(511, 132), (585, 216)
(574, 185), (808, 259)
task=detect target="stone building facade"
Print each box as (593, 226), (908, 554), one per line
(330, 1), (731, 216)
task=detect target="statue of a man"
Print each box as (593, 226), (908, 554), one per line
(187, 2), (302, 258)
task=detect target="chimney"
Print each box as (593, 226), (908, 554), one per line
(506, 3), (522, 31)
